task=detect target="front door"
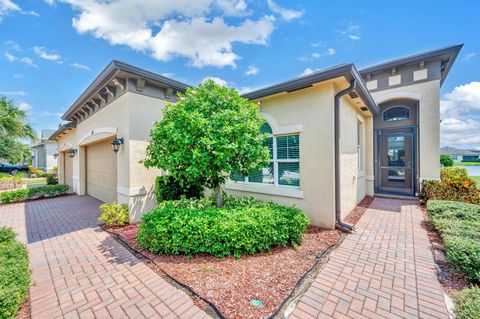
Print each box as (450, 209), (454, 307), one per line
(378, 127), (415, 195)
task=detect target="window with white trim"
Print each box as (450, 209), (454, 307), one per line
(230, 122), (300, 187)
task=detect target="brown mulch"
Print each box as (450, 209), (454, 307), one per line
(15, 294), (31, 319)
(109, 197), (373, 319)
(420, 206), (470, 295)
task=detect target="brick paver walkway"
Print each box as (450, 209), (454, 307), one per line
(290, 198), (449, 319)
(0, 196), (210, 319)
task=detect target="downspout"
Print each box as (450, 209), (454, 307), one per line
(334, 79), (356, 233)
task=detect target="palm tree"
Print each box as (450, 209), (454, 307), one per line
(0, 95), (36, 141)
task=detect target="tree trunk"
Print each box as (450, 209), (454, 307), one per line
(214, 185), (223, 207)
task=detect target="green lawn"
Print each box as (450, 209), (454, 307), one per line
(454, 161), (480, 166)
(0, 172), (9, 178)
(22, 178), (47, 185)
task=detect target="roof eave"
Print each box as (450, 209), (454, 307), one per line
(242, 64), (379, 115)
(61, 60), (191, 121)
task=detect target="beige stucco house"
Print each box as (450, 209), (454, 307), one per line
(31, 129), (57, 172)
(49, 44), (462, 229)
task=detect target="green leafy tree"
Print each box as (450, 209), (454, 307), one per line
(0, 96), (36, 141)
(0, 138), (32, 164)
(144, 80), (270, 206)
(440, 154), (454, 167)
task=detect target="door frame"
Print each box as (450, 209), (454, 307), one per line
(373, 99), (419, 196)
(375, 126), (417, 196)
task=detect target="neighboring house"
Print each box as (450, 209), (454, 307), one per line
(49, 44), (462, 228)
(31, 129), (57, 172)
(441, 146), (480, 162)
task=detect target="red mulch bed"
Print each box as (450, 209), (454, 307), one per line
(109, 196), (373, 319)
(420, 206), (470, 295)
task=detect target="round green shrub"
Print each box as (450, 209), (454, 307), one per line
(453, 286), (480, 319)
(440, 154), (454, 167)
(137, 196), (309, 258)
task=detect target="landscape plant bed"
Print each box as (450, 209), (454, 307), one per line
(107, 196), (373, 319)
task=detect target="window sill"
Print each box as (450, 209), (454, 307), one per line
(225, 181), (304, 199)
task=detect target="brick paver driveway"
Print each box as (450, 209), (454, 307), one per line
(0, 195), (210, 319)
(290, 198), (449, 319)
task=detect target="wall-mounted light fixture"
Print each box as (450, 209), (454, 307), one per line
(111, 137), (124, 153)
(67, 148), (77, 158)
(53, 153), (59, 159)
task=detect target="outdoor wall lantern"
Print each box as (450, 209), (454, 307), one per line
(111, 137), (124, 153)
(67, 148), (77, 158)
(53, 153), (59, 159)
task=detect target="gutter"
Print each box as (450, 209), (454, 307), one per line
(334, 79), (357, 233)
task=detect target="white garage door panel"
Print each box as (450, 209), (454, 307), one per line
(64, 153), (73, 188)
(86, 139), (117, 203)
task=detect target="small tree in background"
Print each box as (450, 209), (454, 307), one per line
(143, 80), (270, 206)
(440, 154), (454, 167)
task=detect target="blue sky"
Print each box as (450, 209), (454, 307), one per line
(0, 0), (479, 148)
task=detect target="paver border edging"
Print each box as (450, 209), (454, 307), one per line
(103, 227), (224, 319)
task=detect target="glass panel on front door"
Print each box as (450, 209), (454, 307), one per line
(378, 128), (414, 195)
(387, 134), (406, 183)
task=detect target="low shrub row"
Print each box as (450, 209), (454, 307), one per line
(453, 286), (480, 319)
(0, 184), (69, 204)
(0, 227), (30, 319)
(427, 200), (480, 283)
(420, 167), (480, 204)
(137, 195), (309, 258)
(0, 176), (21, 191)
(28, 167), (46, 177)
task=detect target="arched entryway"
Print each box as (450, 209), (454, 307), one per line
(374, 99), (418, 196)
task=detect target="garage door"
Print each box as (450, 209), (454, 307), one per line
(86, 139), (117, 203)
(63, 152), (73, 189)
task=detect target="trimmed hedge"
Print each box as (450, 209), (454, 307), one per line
(0, 184), (69, 204)
(453, 286), (480, 319)
(420, 167), (480, 204)
(427, 200), (480, 282)
(0, 227), (30, 319)
(155, 175), (203, 203)
(137, 195), (309, 258)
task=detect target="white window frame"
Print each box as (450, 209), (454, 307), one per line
(237, 132), (300, 188)
(226, 119), (303, 198)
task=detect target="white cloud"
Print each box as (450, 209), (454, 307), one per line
(161, 72), (175, 78)
(202, 76), (228, 87)
(0, 90), (27, 96)
(56, 0), (275, 68)
(40, 111), (63, 118)
(33, 46), (62, 61)
(336, 23), (361, 41)
(4, 52), (38, 67)
(12, 73), (22, 79)
(5, 40), (21, 52)
(300, 67), (314, 76)
(0, 0), (39, 21)
(311, 41), (326, 48)
(44, 0), (55, 5)
(441, 82), (480, 148)
(245, 65), (259, 76)
(0, 0), (20, 21)
(70, 62), (90, 71)
(4, 52), (16, 61)
(299, 47), (335, 61)
(18, 102), (31, 111)
(267, 0), (303, 21)
(464, 52), (476, 61)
